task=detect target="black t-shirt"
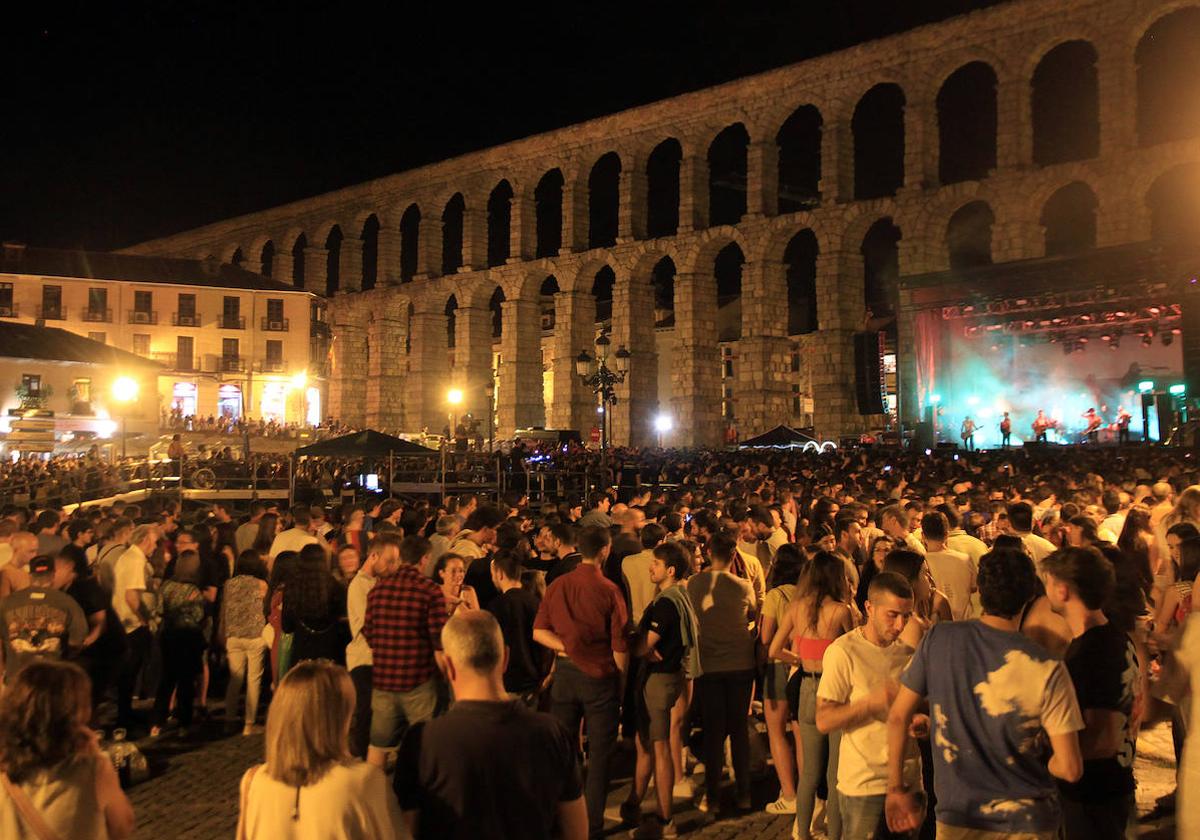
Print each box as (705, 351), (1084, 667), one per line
(544, 552), (582, 588)
(640, 596), (684, 673)
(487, 587), (545, 693)
(66, 575), (125, 658)
(464, 556), (498, 609)
(1059, 621), (1139, 801)
(396, 699), (583, 840)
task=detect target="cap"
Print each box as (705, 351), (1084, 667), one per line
(29, 555), (55, 576)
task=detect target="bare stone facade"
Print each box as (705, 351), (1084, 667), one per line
(122, 0), (1200, 446)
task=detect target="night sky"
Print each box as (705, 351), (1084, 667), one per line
(4, 1), (1004, 251)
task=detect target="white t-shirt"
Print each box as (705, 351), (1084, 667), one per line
(1020, 532), (1057, 566)
(269, 528), (317, 560)
(112, 545), (148, 633)
(622, 549), (657, 625)
(238, 761), (407, 840)
(946, 530), (986, 567)
(817, 627), (922, 796)
(925, 547), (975, 621)
(345, 571), (376, 671)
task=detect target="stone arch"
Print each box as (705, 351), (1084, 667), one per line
(1031, 41), (1100, 166)
(223, 243), (243, 265)
(1136, 7), (1200, 146)
(681, 226), (751, 276)
(758, 212), (837, 264)
(400, 203), (420, 282)
(1146, 161), (1200, 240)
(714, 242), (745, 342)
(539, 275), (561, 332)
(646, 138), (682, 238)
(936, 62), (998, 184)
(444, 294), (459, 350)
(259, 239), (276, 278)
(707, 123), (750, 227)
(588, 152), (621, 249)
(290, 232), (308, 289)
(783, 229), (819, 335)
(442, 193), (466, 275)
(487, 179), (513, 267)
(565, 252), (622, 293)
(852, 83), (906, 199)
(489, 286), (505, 338)
(534, 169), (564, 258)
(360, 214), (380, 291)
(592, 265), (616, 324)
(1040, 181), (1098, 256)
(946, 200), (994, 270)
(776, 104), (822, 213)
(861, 218), (902, 319)
(324, 225), (343, 296)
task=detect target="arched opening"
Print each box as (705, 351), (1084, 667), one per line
(445, 295), (458, 350)
(937, 62), (997, 184)
(715, 243), (745, 341)
(1041, 182), (1098, 255)
(862, 219), (901, 318)
(776, 105), (822, 213)
(646, 139), (682, 238)
(400, 204), (420, 282)
(946, 201), (994, 270)
(853, 84), (906, 199)
(260, 241), (275, 278)
(708, 123), (749, 226)
(784, 230), (819, 334)
(291, 233), (307, 289)
(230, 247), (244, 267)
(325, 226), (343, 296)
(487, 180), (513, 267)
(651, 257), (675, 323)
(361, 214), (380, 290)
(405, 302), (414, 355)
(1032, 41), (1100, 166)
(534, 170), (563, 258)
(442, 194), (465, 275)
(588, 153), (621, 249)
(489, 287), (505, 339)
(592, 265), (615, 324)
(1137, 9), (1200, 146)
(1147, 163), (1200, 241)
(540, 276), (560, 332)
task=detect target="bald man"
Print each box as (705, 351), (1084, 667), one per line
(0, 532), (37, 598)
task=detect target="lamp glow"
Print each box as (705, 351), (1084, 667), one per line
(112, 377), (139, 403)
(447, 388), (463, 406)
(291, 371), (308, 390)
(654, 414), (673, 433)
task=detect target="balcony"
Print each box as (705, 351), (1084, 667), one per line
(220, 315), (246, 330)
(151, 352), (196, 372)
(82, 308), (112, 323)
(0, 303), (17, 318)
(219, 356), (245, 372)
(258, 359), (287, 373)
(36, 305), (65, 320)
(172, 312), (202, 327)
(261, 317), (289, 332)
(127, 309), (158, 325)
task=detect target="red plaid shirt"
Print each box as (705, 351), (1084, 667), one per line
(363, 563), (448, 692)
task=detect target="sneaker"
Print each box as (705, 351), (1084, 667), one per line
(671, 778), (694, 800)
(811, 797), (828, 834)
(619, 800), (642, 826)
(661, 819), (678, 839)
(765, 796), (797, 814)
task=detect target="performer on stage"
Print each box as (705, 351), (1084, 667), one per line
(1081, 407), (1102, 444)
(1032, 409), (1050, 443)
(960, 416), (976, 452)
(999, 412), (1011, 449)
(1117, 406), (1132, 444)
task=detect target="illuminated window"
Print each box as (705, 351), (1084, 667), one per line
(132, 334), (150, 356)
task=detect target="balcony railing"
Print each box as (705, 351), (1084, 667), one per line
(36, 305), (65, 320)
(219, 356), (245, 372)
(128, 309), (158, 325)
(150, 352), (197, 372)
(82, 308), (112, 323)
(258, 359), (287, 373)
(0, 303), (17, 318)
(261, 317), (289, 332)
(172, 312), (202, 327)
(220, 315), (246, 330)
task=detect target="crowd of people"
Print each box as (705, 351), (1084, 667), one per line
(160, 409), (356, 440)
(0, 444), (1198, 839)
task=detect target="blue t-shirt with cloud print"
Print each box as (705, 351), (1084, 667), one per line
(901, 621), (1083, 834)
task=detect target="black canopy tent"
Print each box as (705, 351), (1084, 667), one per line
(290, 430), (438, 503)
(738, 425), (817, 449)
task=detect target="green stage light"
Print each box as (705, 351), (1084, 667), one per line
(1138, 380), (1155, 393)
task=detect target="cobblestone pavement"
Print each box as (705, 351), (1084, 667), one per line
(127, 715), (1179, 839)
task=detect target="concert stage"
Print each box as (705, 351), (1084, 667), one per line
(899, 242), (1195, 448)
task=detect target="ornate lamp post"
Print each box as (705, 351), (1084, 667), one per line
(576, 334), (630, 482)
(484, 380), (495, 452)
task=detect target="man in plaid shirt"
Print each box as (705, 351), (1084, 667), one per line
(364, 534), (447, 768)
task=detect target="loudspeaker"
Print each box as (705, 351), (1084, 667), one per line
(913, 421), (934, 451)
(854, 331), (886, 415)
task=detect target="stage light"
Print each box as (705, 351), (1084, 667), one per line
(1170, 384), (1186, 396)
(929, 394), (941, 405)
(967, 396), (979, 406)
(1138, 380), (1155, 393)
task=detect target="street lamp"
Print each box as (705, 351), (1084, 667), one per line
(484, 380), (495, 453)
(654, 413), (673, 448)
(576, 334), (630, 482)
(112, 376), (139, 460)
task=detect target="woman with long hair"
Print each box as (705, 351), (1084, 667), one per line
(0, 661), (134, 839)
(282, 543), (347, 666)
(433, 552), (479, 616)
(768, 551), (854, 840)
(151, 550), (208, 737)
(266, 550), (299, 685)
(1158, 486), (1200, 581)
(1117, 505), (1156, 598)
(252, 513), (280, 563)
(759, 544), (807, 815)
(223, 550), (270, 735)
(236, 661), (402, 839)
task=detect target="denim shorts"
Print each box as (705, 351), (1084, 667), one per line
(368, 678), (438, 749)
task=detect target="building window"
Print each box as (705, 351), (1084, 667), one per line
(176, 336), (194, 371)
(41, 285), (62, 319)
(0, 282), (13, 316)
(266, 339), (283, 371)
(176, 293), (198, 326)
(792, 384), (802, 415)
(132, 334), (150, 356)
(72, 378), (91, 410)
(791, 348), (801, 373)
(133, 290), (152, 313)
(222, 296), (242, 329)
(21, 374), (41, 395)
(267, 299), (283, 322)
(88, 331), (106, 344)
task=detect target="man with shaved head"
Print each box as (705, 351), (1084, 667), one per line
(396, 610), (586, 840)
(0, 531), (37, 598)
